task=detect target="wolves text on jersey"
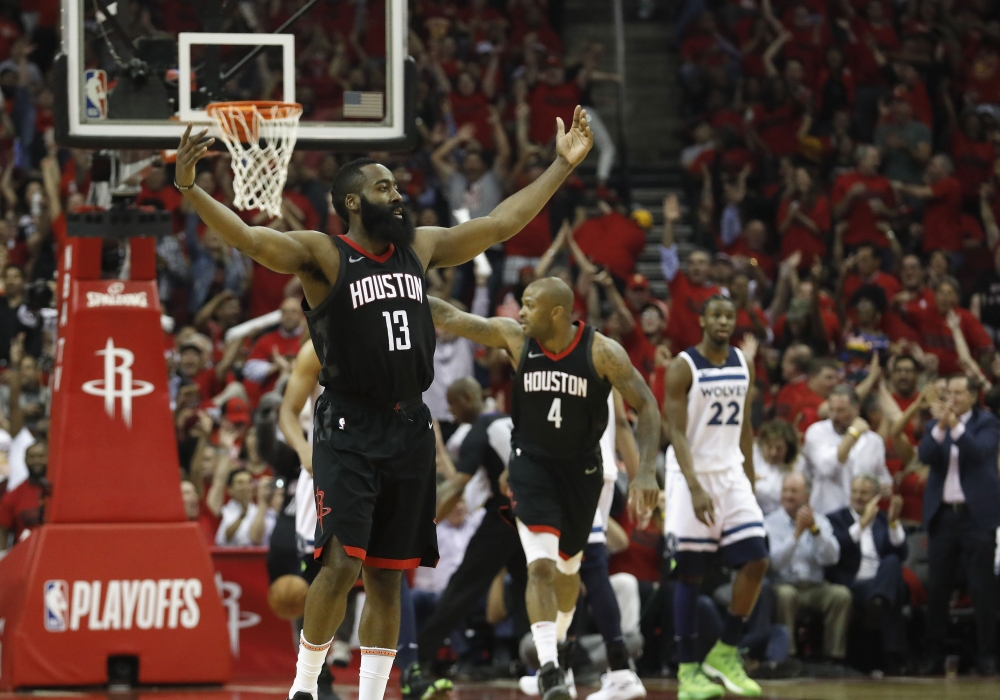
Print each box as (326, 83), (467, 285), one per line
(522, 370), (589, 397)
(349, 273), (424, 310)
(699, 383), (748, 399)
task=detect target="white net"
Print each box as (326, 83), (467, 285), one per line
(207, 102), (303, 219)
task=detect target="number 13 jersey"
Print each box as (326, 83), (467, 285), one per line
(666, 346), (749, 474)
(511, 323), (612, 459)
(304, 235), (435, 402)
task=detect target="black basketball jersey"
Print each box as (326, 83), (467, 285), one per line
(511, 323), (612, 459)
(304, 235), (435, 402)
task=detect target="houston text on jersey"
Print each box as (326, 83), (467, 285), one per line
(522, 370), (589, 397)
(349, 273), (424, 309)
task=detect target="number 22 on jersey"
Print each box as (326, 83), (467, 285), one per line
(382, 310), (411, 351)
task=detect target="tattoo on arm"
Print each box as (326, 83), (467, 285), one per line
(428, 296), (522, 352)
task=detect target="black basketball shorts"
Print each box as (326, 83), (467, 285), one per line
(311, 392), (439, 569)
(507, 445), (605, 559)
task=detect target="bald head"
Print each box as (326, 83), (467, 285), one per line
(530, 277), (575, 313)
(446, 376), (484, 423)
(520, 277), (576, 339)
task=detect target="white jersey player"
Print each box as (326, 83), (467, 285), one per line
(663, 295), (769, 699)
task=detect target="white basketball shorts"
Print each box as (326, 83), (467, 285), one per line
(664, 466), (765, 556)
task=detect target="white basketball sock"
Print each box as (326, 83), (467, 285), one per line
(556, 608), (576, 643)
(532, 621), (559, 668)
(289, 632), (333, 700)
(358, 647), (396, 700)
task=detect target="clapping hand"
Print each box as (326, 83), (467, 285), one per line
(860, 494), (880, 530)
(888, 494), (903, 523)
(794, 505), (815, 537)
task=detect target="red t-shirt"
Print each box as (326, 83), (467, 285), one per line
(505, 208), (551, 257)
(842, 271), (902, 307)
(893, 391), (920, 444)
(666, 274), (720, 353)
(608, 510), (662, 583)
(450, 91), (494, 152)
(963, 49), (1000, 106)
(923, 177), (964, 253)
(137, 183), (183, 212)
(196, 502), (220, 544)
(718, 238), (778, 281)
(248, 261), (294, 319)
(734, 306), (768, 343)
(748, 100), (803, 158)
(893, 81), (933, 129)
(573, 212), (648, 280)
(246, 328), (304, 397)
(778, 196), (830, 263)
(0, 480), (44, 540)
(774, 377), (809, 423)
(620, 324), (656, 376)
(903, 300), (993, 376)
(950, 131), (996, 203)
(529, 82), (581, 145)
(831, 171), (896, 247)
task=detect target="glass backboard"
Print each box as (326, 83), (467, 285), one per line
(55, 0), (414, 150)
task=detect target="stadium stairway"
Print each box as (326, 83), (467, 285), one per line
(561, 0), (694, 300)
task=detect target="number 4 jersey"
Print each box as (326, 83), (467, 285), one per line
(511, 323), (612, 459)
(304, 235), (435, 402)
(666, 345), (750, 474)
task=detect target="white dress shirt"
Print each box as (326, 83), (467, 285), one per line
(931, 410), (972, 504)
(848, 509), (905, 580)
(802, 420), (892, 516)
(765, 507), (841, 584)
(752, 443), (805, 516)
(215, 499), (276, 547)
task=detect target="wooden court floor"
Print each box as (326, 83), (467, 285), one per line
(5, 677), (997, 700)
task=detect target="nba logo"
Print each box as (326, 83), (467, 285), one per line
(84, 70), (107, 120)
(43, 580), (69, 632)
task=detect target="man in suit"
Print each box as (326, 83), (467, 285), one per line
(918, 374), (1000, 675)
(827, 474), (909, 671)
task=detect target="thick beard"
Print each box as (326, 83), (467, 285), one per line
(359, 195), (415, 248)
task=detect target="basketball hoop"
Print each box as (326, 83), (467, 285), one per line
(207, 101), (303, 218)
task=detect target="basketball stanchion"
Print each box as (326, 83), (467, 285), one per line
(0, 218), (229, 688)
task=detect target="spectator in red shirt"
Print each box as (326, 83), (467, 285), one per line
(840, 243), (902, 309)
(573, 201), (648, 283)
(171, 333), (225, 406)
(948, 110), (996, 205)
(194, 290), (244, 363)
(731, 271), (769, 342)
(831, 145), (897, 249)
(894, 155), (976, 259)
(243, 298), (306, 399)
(784, 357), (840, 430)
(774, 343), (814, 419)
(182, 478), (218, 544)
(903, 276), (994, 376)
(895, 253), (935, 309)
(0, 441), (47, 549)
(777, 166), (831, 265)
(746, 77), (806, 161)
(528, 56), (581, 146)
(660, 196), (720, 353)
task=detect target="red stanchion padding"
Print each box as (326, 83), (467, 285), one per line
(47, 279), (182, 524)
(211, 548), (297, 679)
(0, 523), (231, 689)
(128, 238), (157, 281)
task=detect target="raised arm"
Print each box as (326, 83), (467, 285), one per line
(416, 107), (593, 269)
(278, 340), (322, 475)
(428, 295), (524, 357)
(592, 334), (660, 519)
(175, 125), (329, 276)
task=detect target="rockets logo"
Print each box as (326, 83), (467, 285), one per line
(81, 338), (154, 428)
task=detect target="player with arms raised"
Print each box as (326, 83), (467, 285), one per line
(429, 278), (660, 700)
(663, 296), (769, 699)
(173, 107), (592, 700)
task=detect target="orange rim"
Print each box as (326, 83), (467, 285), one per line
(206, 101), (303, 120)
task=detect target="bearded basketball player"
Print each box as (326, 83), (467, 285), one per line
(428, 279), (661, 700)
(174, 107), (593, 700)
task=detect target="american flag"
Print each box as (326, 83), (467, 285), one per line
(343, 91), (384, 119)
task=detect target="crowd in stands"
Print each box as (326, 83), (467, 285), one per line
(0, 0), (998, 684)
